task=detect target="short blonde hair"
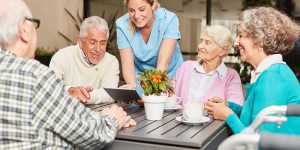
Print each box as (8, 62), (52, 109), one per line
(124, 0), (160, 34)
(240, 7), (300, 55)
(202, 25), (233, 53)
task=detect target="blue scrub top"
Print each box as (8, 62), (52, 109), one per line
(116, 8), (184, 95)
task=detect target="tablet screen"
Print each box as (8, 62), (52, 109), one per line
(104, 88), (141, 102)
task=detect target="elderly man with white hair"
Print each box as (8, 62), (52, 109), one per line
(0, 0), (135, 149)
(50, 16), (119, 104)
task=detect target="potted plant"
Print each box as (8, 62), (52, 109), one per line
(138, 68), (174, 120)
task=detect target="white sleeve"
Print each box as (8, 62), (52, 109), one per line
(49, 52), (66, 80)
(89, 56), (120, 104)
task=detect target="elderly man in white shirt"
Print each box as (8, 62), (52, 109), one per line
(50, 16), (119, 104)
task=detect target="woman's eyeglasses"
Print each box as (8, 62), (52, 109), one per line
(25, 17), (40, 29)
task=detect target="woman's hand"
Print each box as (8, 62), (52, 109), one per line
(119, 83), (136, 90)
(119, 84), (144, 107)
(204, 99), (233, 120)
(208, 96), (229, 106)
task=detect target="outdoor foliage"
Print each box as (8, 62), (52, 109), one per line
(242, 0), (273, 10)
(275, 0), (295, 17)
(34, 47), (57, 66)
(138, 68), (174, 96)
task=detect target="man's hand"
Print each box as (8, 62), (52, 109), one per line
(68, 86), (93, 103)
(101, 105), (136, 130)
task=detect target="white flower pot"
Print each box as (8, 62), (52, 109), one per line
(142, 94), (167, 120)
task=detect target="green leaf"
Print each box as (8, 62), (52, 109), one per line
(138, 76), (147, 81)
(144, 86), (150, 96)
(159, 83), (166, 92)
(153, 82), (158, 91)
(149, 86), (153, 95)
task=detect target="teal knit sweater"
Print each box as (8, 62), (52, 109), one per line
(226, 63), (300, 134)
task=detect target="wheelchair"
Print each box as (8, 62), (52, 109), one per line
(218, 104), (300, 150)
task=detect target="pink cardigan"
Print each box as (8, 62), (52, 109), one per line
(172, 61), (244, 105)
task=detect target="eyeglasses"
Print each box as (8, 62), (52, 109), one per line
(25, 17), (40, 29)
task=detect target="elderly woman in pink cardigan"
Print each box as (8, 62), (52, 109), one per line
(172, 25), (244, 106)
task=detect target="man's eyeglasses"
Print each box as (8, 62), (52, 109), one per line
(25, 17), (40, 29)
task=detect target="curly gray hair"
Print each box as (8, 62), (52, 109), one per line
(239, 7), (300, 55)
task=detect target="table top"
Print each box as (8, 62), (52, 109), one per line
(89, 103), (227, 149)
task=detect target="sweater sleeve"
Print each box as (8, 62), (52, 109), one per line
(89, 56), (120, 104)
(49, 51), (66, 80)
(228, 101), (243, 115)
(226, 69), (244, 106)
(226, 102), (245, 134)
(226, 113), (245, 134)
(251, 70), (292, 133)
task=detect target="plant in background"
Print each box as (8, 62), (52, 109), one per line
(242, 0), (273, 10)
(232, 48), (253, 84)
(57, 8), (83, 45)
(138, 68), (174, 96)
(34, 47), (57, 66)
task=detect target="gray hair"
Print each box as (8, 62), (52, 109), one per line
(79, 16), (109, 39)
(0, 0), (32, 47)
(202, 25), (233, 52)
(240, 7), (300, 55)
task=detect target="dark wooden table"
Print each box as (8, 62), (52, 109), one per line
(88, 103), (230, 150)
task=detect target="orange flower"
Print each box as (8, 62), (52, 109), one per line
(168, 92), (174, 97)
(152, 74), (162, 83)
(141, 81), (147, 88)
(165, 76), (169, 81)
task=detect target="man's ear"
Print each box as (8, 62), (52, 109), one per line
(19, 18), (30, 43)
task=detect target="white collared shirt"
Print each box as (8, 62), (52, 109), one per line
(250, 54), (285, 83)
(188, 61), (227, 103)
(79, 48), (96, 67)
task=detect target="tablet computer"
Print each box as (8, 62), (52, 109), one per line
(104, 88), (141, 102)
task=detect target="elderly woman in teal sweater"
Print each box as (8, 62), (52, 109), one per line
(204, 7), (300, 135)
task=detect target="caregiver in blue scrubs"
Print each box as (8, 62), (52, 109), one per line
(116, 0), (184, 95)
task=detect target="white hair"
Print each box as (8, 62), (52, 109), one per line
(0, 0), (32, 47)
(79, 16), (109, 39)
(202, 25), (233, 51)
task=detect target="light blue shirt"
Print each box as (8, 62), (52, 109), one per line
(116, 8), (184, 95)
